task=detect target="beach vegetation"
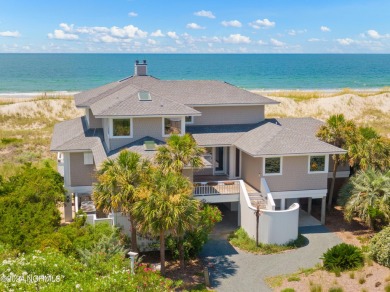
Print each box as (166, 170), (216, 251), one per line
(229, 227), (306, 254)
(369, 226), (390, 268)
(93, 150), (151, 252)
(131, 169), (199, 275)
(316, 114), (357, 209)
(321, 243), (364, 272)
(338, 169), (390, 230)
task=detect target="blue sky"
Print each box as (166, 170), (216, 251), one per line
(1, 0), (390, 53)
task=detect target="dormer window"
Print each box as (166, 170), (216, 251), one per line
(111, 118), (133, 138)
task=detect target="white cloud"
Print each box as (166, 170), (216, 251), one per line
(249, 18), (275, 29)
(337, 38), (354, 45)
(151, 29), (164, 37)
(110, 25), (147, 38)
(321, 26), (331, 32)
(366, 29), (390, 39)
(308, 38), (321, 42)
(99, 35), (121, 43)
(270, 38), (285, 47)
(287, 29), (307, 36)
(221, 20), (242, 28)
(194, 10), (215, 19)
(128, 12), (138, 17)
(186, 23), (205, 30)
(147, 39), (156, 45)
(0, 31), (20, 37)
(258, 40), (267, 45)
(167, 31), (179, 39)
(59, 23), (74, 32)
(48, 30), (79, 40)
(223, 34), (251, 44)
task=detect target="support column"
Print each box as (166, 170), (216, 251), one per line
(75, 193), (79, 213)
(64, 191), (73, 222)
(280, 198), (286, 210)
(308, 197), (312, 215)
(321, 196), (326, 224)
(228, 146), (236, 179)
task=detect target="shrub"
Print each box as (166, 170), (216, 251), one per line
(369, 226), (390, 268)
(281, 289), (296, 292)
(329, 288), (343, 292)
(166, 204), (222, 259)
(321, 243), (364, 272)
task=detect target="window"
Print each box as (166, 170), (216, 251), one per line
(84, 153), (94, 165)
(309, 155), (326, 173)
(185, 116), (193, 124)
(163, 118), (182, 136)
(264, 157), (282, 175)
(112, 119), (131, 137)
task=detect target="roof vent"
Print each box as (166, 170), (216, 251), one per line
(134, 59), (147, 76)
(138, 91), (151, 101)
(144, 141), (156, 151)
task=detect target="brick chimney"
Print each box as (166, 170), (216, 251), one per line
(134, 60), (147, 76)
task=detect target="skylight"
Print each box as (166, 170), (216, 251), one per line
(144, 141), (156, 151)
(138, 91), (151, 101)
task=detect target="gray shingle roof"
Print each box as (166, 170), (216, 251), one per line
(50, 117), (108, 165)
(188, 118), (346, 156)
(91, 90), (200, 117)
(75, 75), (278, 110)
(107, 136), (165, 160)
(234, 118), (346, 156)
(187, 122), (267, 146)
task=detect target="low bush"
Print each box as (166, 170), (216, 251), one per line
(321, 243), (364, 272)
(229, 227), (306, 254)
(369, 226), (390, 268)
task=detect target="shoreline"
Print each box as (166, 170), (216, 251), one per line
(0, 87), (389, 99)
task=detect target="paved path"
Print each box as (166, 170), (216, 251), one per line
(200, 225), (341, 291)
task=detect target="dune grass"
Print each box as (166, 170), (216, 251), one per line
(266, 87), (390, 102)
(0, 95), (81, 178)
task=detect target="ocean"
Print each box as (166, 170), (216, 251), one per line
(0, 54), (390, 93)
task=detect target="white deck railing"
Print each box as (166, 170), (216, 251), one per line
(193, 180), (240, 196)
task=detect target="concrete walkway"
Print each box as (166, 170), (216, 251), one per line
(200, 208), (341, 291)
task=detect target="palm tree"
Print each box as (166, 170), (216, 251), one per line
(132, 169), (198, 275)
(338, 168), (390, 229)
(348, 126), (390, 172)
(316, 114), (357, 210)
(93, 150), (151, 252)
(155, 133), (205, 174)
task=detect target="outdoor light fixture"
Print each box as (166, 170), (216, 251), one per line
(128, 251), (138, 275)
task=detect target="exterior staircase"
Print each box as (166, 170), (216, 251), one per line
(248, 192), (267, 209)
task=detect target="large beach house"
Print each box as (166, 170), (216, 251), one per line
(51, 60), (348, 246)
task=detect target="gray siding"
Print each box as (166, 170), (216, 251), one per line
(109, 117), (163, 150)
(241, 152), (262, 190)
(69, 152), (96, 186)
(88, 109), (102, 128)
(264, 156), (328, 192)
(193, 105), (264, 125)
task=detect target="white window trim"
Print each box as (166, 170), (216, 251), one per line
(185, 116), (194, 124)
(162, 116), (185, 137)
(308, 155), (329, 174)
(263, 156), (283, 176)
(109, 118), (133, 138)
